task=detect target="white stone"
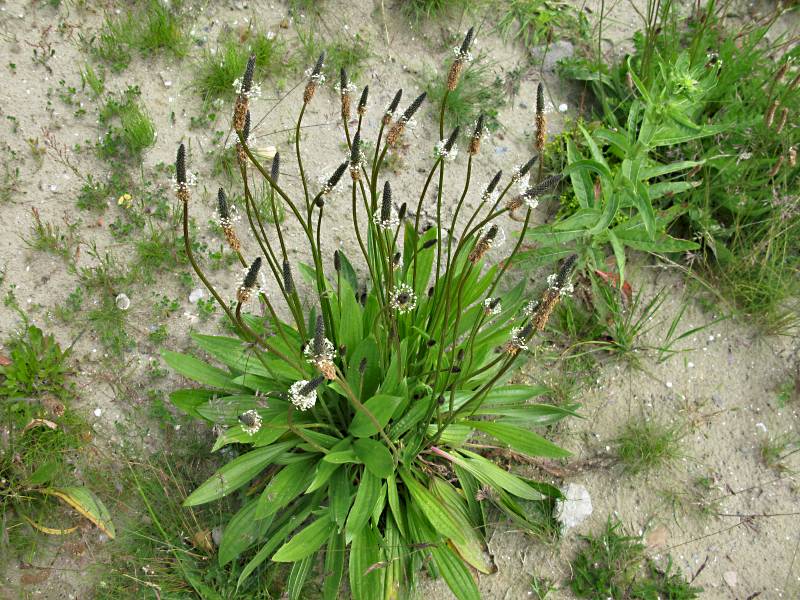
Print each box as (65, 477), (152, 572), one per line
(723, 571), (737, 588)
(115, 293), (130, 310)
(189, 288), (205, 303)
(555, 483), (593, 530)
(558, 103), (568, 113)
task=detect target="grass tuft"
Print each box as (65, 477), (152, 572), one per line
(571, 518), (702, 599)
(615, 419), (683, 475)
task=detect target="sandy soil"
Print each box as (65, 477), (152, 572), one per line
(0, 0), (798, 598)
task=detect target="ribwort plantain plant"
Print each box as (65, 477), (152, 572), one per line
(165, 28), (579, 600)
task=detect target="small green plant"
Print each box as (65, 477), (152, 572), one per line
(423, 55), (505, 130)
(401, 0), (480, 23)
(496, 0), (587, 49)
(297, 29), (371, 81)
(24, 207), (80, 262)
(89, 0), (187, 71)
(80, 63), (105, 98)
(165, 34), (580, 599)
(571, 518), (702, 599)
(194, 29), (291, 105)
(0, 142), (22, 203)
(759, 434), (799, 471)
(1, 325), (115, 560)
(560, 0), (800, 334)
(98, 87), (156, 159)
(615, 419), (683, 475)
(658, 475), (719, 521)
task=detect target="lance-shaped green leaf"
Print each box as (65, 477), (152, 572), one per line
(272, 511), (336, 562)
(183, 441), (295, 506)
(464, 421), (570, 459)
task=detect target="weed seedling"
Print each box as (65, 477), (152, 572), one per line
(571, 518), (702, 599)
(615, 419), (683, 475)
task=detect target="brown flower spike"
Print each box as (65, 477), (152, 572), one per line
(448, 26), (474, 91)
(304, 53), (325, 105)
(217, 188), (241, 253)
(234, 55), (256, 134)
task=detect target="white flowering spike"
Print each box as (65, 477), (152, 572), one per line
(483, 297), (502, 316)
(453, 46), (474, 63)
(239, 409), (262, 435)
(435, 139), (459, 162)
(289, 379), (320, 411)
(171, 171), (197, 192)
(547, 273), (574, 297)
(233, 78), (262, 99)
(509, 326), (529, 352)
(304, 67), (326, 85)
(373, 206), (400, 230)
(390, 283), (417, 314)
(305, 337), (335, 364)
(523, 299), (540, 317)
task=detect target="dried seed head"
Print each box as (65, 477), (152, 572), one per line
(339, 68), (352, 121)
(392, 251), (402, 270)
(775, 61), (790, 83)
(271, 152), (281, 184)
(775, 107), (789, 135)
(218, 187), (242, 252)
(398, 202), (407, 221)
(358, 85), (369, 116)
(384, 88), (403, 124)
(468, 224), (499, 263)
(358, 357), (367, 374)
(448, 60), (464, 92)
(303, 52), (326, 104)
(333, 250), (341, 272)
(790, 71), (800, 91)
(469, 114), (485, 155)
(237, 257), (263, 303)
(386, 121), (405, 147)
(448, 27), (475, 90)
(422, 238), (437, 250)
(282, 259), (295, 295)
(765, 99), (780, 128)
(789, 146), (797, 167)
(768, 155), (784, 178)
